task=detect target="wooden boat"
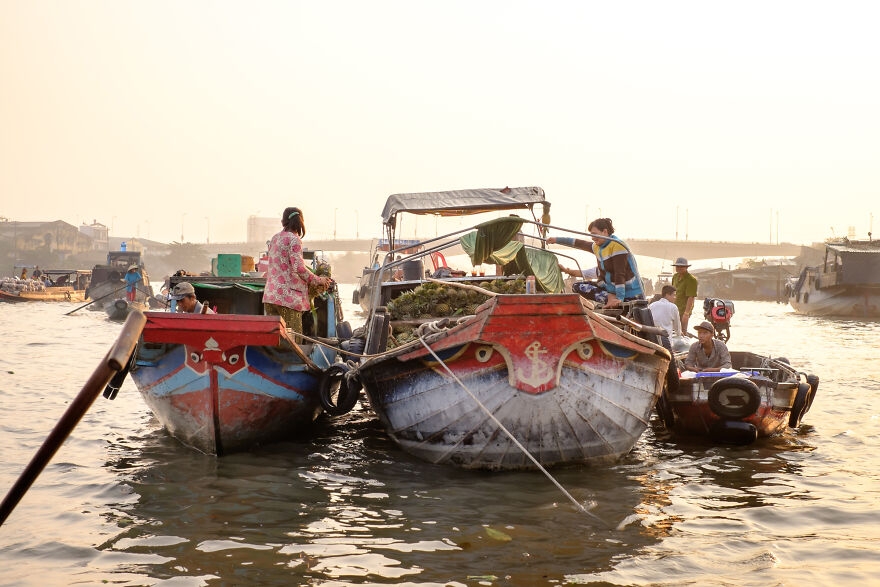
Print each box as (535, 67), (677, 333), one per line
(346, 186), (671, 470)
(85, 249), (160, 310)
(657, 351), (819, 445)
(104, 298), (149, 322)
(0, 269), (91, 303)
(127, 253), (354, 455)
(787, 236), (880, 317)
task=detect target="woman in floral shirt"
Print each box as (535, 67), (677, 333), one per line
(262, 206), (331, 334)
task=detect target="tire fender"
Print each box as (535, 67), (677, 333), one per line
(788, 382), (811, 427)
(319, 362), (361, 416)
(708, 376), (761, 420)
(709, 420), (758, 445)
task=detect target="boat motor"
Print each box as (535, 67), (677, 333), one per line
(703, 298), (735, 342)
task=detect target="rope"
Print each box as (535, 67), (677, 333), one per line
(416, 336), (606, 524)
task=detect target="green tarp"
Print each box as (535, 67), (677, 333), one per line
(459, 217), (565, 293)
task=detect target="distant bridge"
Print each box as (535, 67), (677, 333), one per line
(208, 238), (812, 261)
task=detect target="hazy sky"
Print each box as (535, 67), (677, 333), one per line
(1, 1), (877, 246)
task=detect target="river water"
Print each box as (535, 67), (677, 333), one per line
(1, 284), (878, 586)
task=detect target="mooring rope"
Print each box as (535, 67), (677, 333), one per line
(416, 336), (606, 524)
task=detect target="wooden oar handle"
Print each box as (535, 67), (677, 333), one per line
(107, 310), (146, 370)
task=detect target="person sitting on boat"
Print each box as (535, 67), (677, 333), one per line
(684, 320), (731, 372)
(170, 281), (215, 314)
(548, 218), (644, 308)
(124, 265), (141, 302)
(31, 266), (42, 280)
(19, 268), (27, 280)
(262, 206), (331, 334)
(649, 285), (682, 339)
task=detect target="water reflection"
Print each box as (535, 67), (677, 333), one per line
(96, 408), (679, 584)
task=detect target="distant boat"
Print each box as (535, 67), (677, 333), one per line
(0, 269), (91, 303)
(787, 236), (880, 317)
(104, 298), (149, 322)
(85, 249), (160, 310)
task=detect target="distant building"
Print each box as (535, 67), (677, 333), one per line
(247, 215), (278, 246)
(0, 219), (94, 257)
(79, 220), (109, 250)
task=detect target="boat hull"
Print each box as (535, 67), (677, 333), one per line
(0, 287), (86, 303)
(663, 351), (816, 444)
(130, 313), (327, 454)
(359, 294), (669, 470)
(789, 284), (880, 317)
(104, 298), (149, 321)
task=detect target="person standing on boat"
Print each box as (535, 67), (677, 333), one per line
(649, 285), (682, 338)
(262, 206), (331, 334)
(671, 257), (698, 332)
(124, 265), (141, 302)
(684, 320), (731, 372)
(548, 218), (644, 308)
(19, 267), (27, 279)
(31, 266), (42, 280)
(169, 282), (215, 314)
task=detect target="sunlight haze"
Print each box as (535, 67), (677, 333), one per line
(1, 1), (877, 246)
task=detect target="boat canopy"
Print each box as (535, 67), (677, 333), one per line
(380, 186), (546, 225)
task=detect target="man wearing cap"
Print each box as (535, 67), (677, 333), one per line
(684, 320), (731, 372)
(124, 265), (142, 303)
(671, 257), (698, 332)
(169, 282), (215, 314)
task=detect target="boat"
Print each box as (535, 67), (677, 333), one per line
(657, 351), (819, 445)
(0, 269), (91, 303)
(85, 249), (160, 311)
(786, 235), (880, 317)
(125, 251), (355, 455)
(343, 186), (672, 470)
(104, 298), (150, 322)
(627, 306), (820, 445)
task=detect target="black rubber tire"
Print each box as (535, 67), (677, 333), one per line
(708, 376), (761, 419)
(788, 382), (811, 427)
(805, 374), (819, 413)
(709, 420), (758, 445)
(656, 394), (676, 429)
(336, 320), (353, 340)
(319, 363), (358, 416)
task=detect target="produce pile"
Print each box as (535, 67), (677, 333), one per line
(387, 277), (527, 346)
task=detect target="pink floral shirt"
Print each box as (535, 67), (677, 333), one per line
(262, 231), (320, 311)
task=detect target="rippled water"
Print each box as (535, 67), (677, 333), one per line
(1, 286), (878, 586)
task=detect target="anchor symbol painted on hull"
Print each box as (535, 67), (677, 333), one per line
(517, 341), (553, 387)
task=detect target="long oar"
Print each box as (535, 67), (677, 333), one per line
(64, 284), (128, 316)
(0, 310), (147, 527)
(136, 285), (167, 308)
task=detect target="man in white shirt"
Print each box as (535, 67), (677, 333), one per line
(648, 285), (681, 338)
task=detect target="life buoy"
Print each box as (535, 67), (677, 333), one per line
(709, 420), (758, 445)
(788, 382), (811, 427)
(319, 362), (361, 416)
(708, 377), (761, 419)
